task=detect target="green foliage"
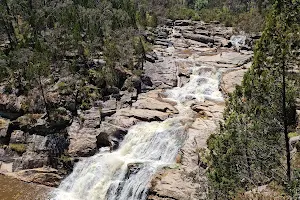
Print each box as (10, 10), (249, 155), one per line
(288, 132), (299, 138)
(198, 7), (265, 31)
(59, 154), (72, 163)
(207, 0), (300, 198)
(194, 0), (208, 10)
(9, 143), (26, 154)
(167, 6), (199, 20)
(286, 168), (300, 198)
(0, 0), (160, 116)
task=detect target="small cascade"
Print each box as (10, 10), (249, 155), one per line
(51, 64), (224, 200)
(51, 120), (186, 200)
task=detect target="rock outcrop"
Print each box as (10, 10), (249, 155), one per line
(0, 18), (255, 193)
(145, 19), (254, 200)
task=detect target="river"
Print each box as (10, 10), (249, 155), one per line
(50, 65), (223, 200)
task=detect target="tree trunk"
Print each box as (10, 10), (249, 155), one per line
(2, 0), (17, 49)
(282, 59), (291, 182)
(38, 75), (50, 120)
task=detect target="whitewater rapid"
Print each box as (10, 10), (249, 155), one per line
(51, 64), (223, 200)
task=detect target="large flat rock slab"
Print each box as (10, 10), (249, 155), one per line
(196, 51), (252, 67)
(114, 108), (170, 122)
(133, 97), (178, 114)
(144, 53), (178, 89)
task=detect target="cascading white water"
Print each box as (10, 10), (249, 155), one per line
(51, 64), (223, 200)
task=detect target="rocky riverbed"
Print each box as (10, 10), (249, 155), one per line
(0, 19), (257, 199)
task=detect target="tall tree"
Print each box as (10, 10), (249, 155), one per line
(207, 0), (300, 198)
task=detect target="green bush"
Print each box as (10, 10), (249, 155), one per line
(9, 143), (26, 154)
(288, 132), (299, 138)
(59, 154), (72, 163)
(198, 7), (265, 32)
(194, 0), (208, 11)
(167, 6), (198, 20)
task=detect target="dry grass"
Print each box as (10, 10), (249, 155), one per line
(0, 118), (7, 128)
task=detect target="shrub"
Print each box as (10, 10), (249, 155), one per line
(288, 132), (299, 138)
(194, 0), (208, 11)
(9, 143), (26, 154)
(59, 154), (72, 163)
(167, 6), (198, 20)
(198, 7), (265, 32)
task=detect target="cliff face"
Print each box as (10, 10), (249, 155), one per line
(0, 19), (256, 191)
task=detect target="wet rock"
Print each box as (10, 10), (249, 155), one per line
(96, 122), (127, 150)
(178, 76), (190, 87)
(126, 163), (143, 179)
(149, 119), (218, 200)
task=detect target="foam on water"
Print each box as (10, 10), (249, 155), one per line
(51, 64), (223, 200)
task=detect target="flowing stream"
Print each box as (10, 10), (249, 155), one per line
(51, 64), (223, 200)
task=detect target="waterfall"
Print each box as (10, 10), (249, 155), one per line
(51, 64), (223, 200)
